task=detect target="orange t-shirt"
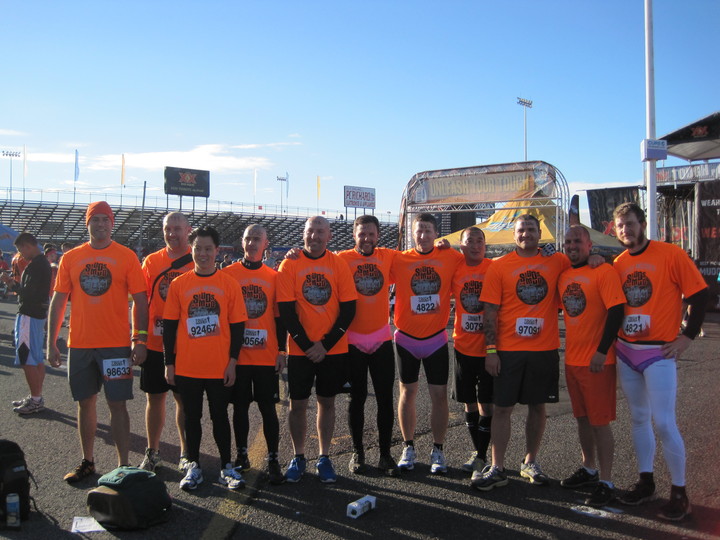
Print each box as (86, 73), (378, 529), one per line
(480, 251), (570, 351)
(277, 250), (357, 355)
(163, 270), (248, 378)
(142, 248), (193, 352)
(337, 247), (397, 335)
(391, 247), (463, 339)
(54, 241), (146, 348)
(223, 262), (280, 367)
(452, 258), (493, 356)
(614, 241), (707, 343)
(558, 263), (625, 366)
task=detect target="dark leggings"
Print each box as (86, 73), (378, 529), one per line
(348, 341), (396, 455)
(175, 375), (232, 467)
(233, 400), (280, 455)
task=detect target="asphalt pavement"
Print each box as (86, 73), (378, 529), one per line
(0, 296), (718, 540)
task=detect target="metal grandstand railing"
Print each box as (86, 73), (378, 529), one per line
(0, 198), (400, 254)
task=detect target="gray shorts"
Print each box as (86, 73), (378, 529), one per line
(68, 347), (134, 402)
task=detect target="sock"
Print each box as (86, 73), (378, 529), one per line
(433, 443), (443, 451)
(295, 453), (305, 460)
(465, 411), (482, 453)
(477, 415), (492, 460)
(404, 440), (414, 448)
(584, 466), (598, 475)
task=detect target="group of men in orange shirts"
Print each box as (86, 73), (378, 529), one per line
(33, 199), (706, 523)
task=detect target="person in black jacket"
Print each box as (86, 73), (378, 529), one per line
(1, 233), (51, 414)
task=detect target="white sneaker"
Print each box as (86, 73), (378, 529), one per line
(430, 447), (447, 474)
(219, 463), (245, 490)
(180, 461), (203, 490)
(398, 445), (416, 470)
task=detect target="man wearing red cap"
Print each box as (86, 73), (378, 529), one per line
(47, 201), (149, 482)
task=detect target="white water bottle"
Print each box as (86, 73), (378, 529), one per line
(346, 495), (376, 519)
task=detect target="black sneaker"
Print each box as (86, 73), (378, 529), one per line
(378, 454), (400, 477)
(658, 486), (692, 521)
(619, 474), (655, 506)
(267, 459), (285, 485)
(235, 453), (251, 470)
(561, 467), (599, 489)
(349, 452), (367, 474)
(64, 459), (96, 483)
(585, 483), (615, 508)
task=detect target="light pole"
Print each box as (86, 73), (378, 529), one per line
(517, 97), (533, 161)
(2, 150), (21, 201)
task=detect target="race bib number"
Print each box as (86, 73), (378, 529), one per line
(102, 357), (132, 381)
(187, 314), (220, 338)
(243, 328), (268, 349)
(153, 316), (164, 336)
(461, 313), (483, 334)
(516, 317), (543, 338)
(411, 294), (440, 315)
(623, 314), (650, 337)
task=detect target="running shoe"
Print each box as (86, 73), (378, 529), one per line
(13, 397), (45, 414)
(234, 453), (251, 470)
(520, 460), (549, 485)
(657, 487), (691, 521)
(378, 454), (400, 477)
(11, 394), (31, 407)
(349, 452), (367, 474)
(471, 465), (508, 492)
(139, 448), (161, 472)
(284, 456), (307, 483)
(316, 456), (337, 483)
(429, 447), (448, 474)
(561, 467), (599, 489)
(398, 445), (416, 471)
(64, 459), (96, 483)
(585, 483), (615, 508)
(619, 474), (655, 506)
(267, 459), (285, 485)
(180, 461), (203, 491)
(178, 455), (191, 472)
(219, 464), (245, 490)
(462, 451), (485, 474)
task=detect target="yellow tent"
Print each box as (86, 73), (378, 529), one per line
(440, 201), (620, 252)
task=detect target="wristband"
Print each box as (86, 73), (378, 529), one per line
(486, 348), (497, 355)
(485, 344), (496, 350)
(134, 330), (148, 335)
(133, 340), (147, 346)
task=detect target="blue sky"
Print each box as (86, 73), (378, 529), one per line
(1, 0), (718, 222)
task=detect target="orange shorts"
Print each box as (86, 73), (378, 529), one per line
(565, 364), (616, 426)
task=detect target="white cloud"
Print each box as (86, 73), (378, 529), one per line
(232, 142), (301, 150)
(89, 144), (273, 172)
(0, 129), (27, 137)
(27, 152), (76, 164)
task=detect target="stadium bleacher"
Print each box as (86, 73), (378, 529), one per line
(0, 199), (399, 255)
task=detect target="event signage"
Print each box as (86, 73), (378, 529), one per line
(164, 167), (210, 198)
(344, 186), (376, 209)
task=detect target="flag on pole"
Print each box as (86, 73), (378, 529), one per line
(74, 150), (79, 182)
(285, 172), (289, 197)
(121, 154), (126, 186)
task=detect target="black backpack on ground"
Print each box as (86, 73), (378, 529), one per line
(87, 466), (172, 529)
(0, 440), (32, 521)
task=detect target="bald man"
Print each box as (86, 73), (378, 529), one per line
(138, 212), (194, 472)
(277, 216), (357, 483)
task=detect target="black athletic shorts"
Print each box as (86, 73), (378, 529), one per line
(452, 348), (493, 404)
(396, 342), (449, 385)
(288, 353), (349, 400)
(493, 349), (559, 407)
(140, 349), (176, 394)
(233, 364), (280, 404)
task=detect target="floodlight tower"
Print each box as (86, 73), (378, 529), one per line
(517, 97), (533, 161)
(1, 150), (21, 201)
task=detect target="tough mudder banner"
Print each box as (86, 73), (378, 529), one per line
(406, 162), (559, 206)
(164, 167), (210, 198)
(587, 187), (642, 235)
(698, 179), (720, 286)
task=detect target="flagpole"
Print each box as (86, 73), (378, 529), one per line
(73, 149), (79, 205)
